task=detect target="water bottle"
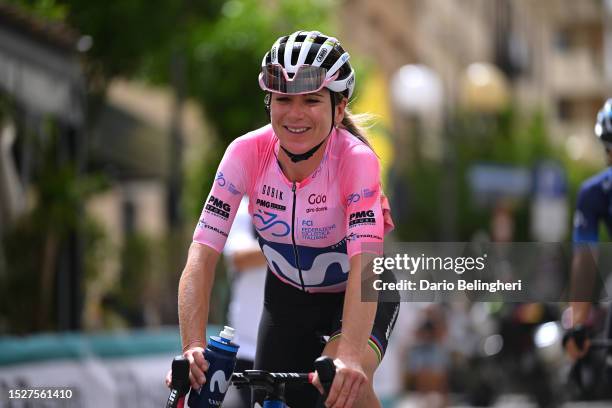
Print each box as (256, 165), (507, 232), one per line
(188, 326), (239, 408)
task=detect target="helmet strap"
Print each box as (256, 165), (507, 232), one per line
(264, 93), (271, 119)
(280, 136), (329, 163)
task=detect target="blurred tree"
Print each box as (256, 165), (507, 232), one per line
(3, 0), (338, 328)
(0, 119), (109, 333)
(395, 106), (601, 242)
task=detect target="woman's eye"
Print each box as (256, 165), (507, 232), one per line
(306, 99), (320, 104)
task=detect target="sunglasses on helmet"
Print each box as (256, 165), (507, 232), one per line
(259, 64), (338, 95)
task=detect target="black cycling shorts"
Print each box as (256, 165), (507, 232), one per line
(253, 269), (399, 408)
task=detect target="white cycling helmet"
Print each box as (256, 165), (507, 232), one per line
(259, 30), (355, 99)
(595, 98), (612, 147)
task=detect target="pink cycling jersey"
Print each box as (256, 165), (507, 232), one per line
(193, 124), (393, 293)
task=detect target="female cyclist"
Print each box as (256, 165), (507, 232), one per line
(177, 30), (399, 408)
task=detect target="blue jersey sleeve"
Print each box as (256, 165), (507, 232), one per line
(572, 181), (605, 243)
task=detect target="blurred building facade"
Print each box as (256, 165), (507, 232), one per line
(342, 0), (611, 161)
(0, 3), (87, 331)
(83, 79), (209, 329)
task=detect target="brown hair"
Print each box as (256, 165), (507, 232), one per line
(332, 92), (376, 152)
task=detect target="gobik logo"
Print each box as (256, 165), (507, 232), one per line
(348, 210), (375, 227)
(205, 195), (231, 220)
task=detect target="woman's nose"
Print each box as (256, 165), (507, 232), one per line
(286, 99), (306, 119)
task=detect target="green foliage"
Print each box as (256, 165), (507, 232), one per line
(394, 106), (588, 242)
(8, 0), (67, 21)
(182, 0), (334, 140)
(0, 118), (110, 333)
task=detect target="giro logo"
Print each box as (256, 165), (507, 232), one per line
(215, 172), (226, 187)
(308, 194), (326, 205)
(209, 369), (231, 394)
(347, 193), (360, 205)
(206, 195), (231, 220)
(271, 46), (277, 62)
(316, 48), (328, 63)
(347, 188), (377, 205)
(254, 210), (290, 237)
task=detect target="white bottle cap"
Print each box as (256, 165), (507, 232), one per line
(219, 326), (235, 341)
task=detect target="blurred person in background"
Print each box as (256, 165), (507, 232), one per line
(402, 304), (449, 408)
(221, 196), (267, 408)
(564, 98), (612, 391)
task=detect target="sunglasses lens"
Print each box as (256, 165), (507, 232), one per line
(262, 65), (328, 94)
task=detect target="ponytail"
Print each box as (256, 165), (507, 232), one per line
(332, 92), (377, 153)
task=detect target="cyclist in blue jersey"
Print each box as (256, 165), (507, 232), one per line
(174, 30), (399, 408)
(565, 99), (612, 367)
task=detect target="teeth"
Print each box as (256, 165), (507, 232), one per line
(286, 127), (308, 134)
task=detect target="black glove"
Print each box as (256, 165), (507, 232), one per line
(563, 325), (588, 350)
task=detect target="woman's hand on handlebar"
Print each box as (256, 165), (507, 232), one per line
(565, 337), (591, 361)
(165, 346), (209, 390)
(312, 358), (367, 408)
(563, 325), (591, 361)
(184, 346), (209, 390)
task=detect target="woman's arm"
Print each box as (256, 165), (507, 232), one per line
(337, 253), (377, 364)
(324, 253), (378, 407)
(178, 242), (220, 389)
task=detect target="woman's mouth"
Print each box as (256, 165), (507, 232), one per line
(284, 126), (310, 134)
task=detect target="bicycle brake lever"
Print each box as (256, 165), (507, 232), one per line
(166, 356), (191, 408)
(314, 356), (336, 397)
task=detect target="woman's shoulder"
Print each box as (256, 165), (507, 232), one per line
(334, 127), (378, 162)
(227, 124), (275, 155)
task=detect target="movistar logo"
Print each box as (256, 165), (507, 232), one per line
(262, 244), (348, 287)
(210, 369), (231, 394)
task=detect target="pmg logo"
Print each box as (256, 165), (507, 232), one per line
(254, 210), (290, 237)
(205, 195), (231, 220)
(348, 210), (375, 227)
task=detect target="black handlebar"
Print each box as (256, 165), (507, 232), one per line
(165, 355), (337, 407)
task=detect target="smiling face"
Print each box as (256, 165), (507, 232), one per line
(269, 89), (347, 155)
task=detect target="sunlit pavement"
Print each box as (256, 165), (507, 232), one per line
(395, 394), (612, 408)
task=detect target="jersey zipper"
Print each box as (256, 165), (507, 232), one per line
(291, 182), (306, 291)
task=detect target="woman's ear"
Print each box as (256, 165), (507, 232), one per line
(335, 97), (348, 126)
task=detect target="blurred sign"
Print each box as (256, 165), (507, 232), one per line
(531, 161), (568, 241)
(467, 163), (531, 206)
(531, 161), (567, 198)
(0, 27), (84, 125)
